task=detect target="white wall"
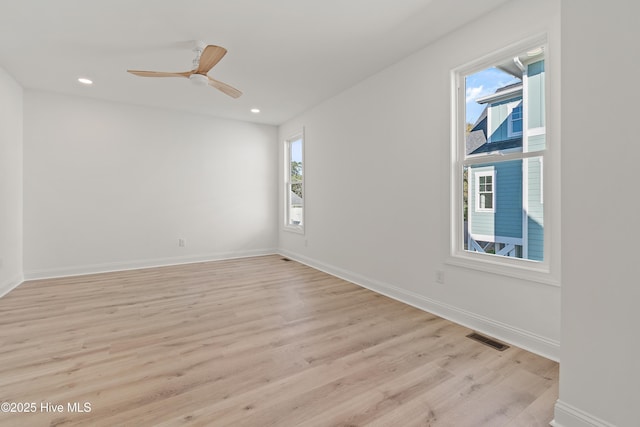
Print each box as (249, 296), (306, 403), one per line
(0, 67), (24, 296)
(279, 0), (561, 360)
(554, 1), (640, 426)
(24, 91), (278, 278)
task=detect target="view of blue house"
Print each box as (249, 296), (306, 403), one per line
(465, 54), (545, 261)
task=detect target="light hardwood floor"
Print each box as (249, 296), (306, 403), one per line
(0, 255), (558, 426)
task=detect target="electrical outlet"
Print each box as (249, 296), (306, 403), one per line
(178, 238), (186, 247)
(436, 270), (445, 284)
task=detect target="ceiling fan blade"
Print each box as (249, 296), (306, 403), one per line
(127, 70), (192, 78)
(196, 45), (227, 74)
(208, 77), (242, 98)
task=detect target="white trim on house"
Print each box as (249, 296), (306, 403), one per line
(476, 85), (522, 104)
(464, 149), (538, 165)
(528, 126), (546, 137)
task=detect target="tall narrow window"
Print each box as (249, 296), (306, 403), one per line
(284, 133), (304, 232)
(454, 40), (547, 265)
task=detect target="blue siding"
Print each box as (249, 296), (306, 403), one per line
(469, 160), (522, 240)
(495, 160), (523, 238)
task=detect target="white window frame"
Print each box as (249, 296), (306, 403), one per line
(449, 35), (559, 286)
(284, 131), (304, 234)
(475, 170), (495, 213)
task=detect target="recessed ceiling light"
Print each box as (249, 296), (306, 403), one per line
(78, 77), (93, 85)
(251, 108), (260, 114)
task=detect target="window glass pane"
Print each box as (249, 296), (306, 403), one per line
(512, 120), (522, 134)
(512, 105), (522, 119)
(511, 105), (523, 134)
(465, 67), (520, 158)
(291, 183), (303, 200)
(286, 137), (304, 228)
(290, 138), (303, 181)
(464, 157), (544, 261)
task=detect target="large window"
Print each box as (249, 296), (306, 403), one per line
(284, 132), (304, 232)
(453, 39), (548, 269)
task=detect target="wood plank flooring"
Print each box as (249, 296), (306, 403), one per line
(0, 255), (558, 426)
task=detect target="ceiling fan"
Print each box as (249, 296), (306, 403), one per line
(127, 42), (242, 98)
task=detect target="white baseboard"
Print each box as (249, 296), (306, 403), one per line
(279, 249), (560, 361)
(552, 400), (615, 427)
(23, 248), (278, 281)
(0, 274), (25, 298)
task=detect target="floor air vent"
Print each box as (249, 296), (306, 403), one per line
(466, 332), (510, 351)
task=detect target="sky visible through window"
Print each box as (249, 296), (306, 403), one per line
(290, 138), (303, 167)
(465, 67), (520, 125)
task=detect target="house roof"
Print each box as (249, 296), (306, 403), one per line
(469, 137), (522, 155)
(476, 82), (522, 104)
(290, 191), (303, 206)
(466, 106), (488, 155)
(466, 126), (487, 155)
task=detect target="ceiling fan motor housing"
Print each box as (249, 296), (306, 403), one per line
(189, 73), (209, 86)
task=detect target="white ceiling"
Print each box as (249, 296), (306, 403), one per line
(0, 0), (511, 125)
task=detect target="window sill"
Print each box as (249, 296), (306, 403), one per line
(283, 225), (305, 235)
(445, 253), (560, 287)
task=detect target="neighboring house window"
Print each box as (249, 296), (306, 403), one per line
(508, 103), (523, 136)
(452, 38), (550, 273)
(475, 171), (495, 212)
(284, 132), (304, 232)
